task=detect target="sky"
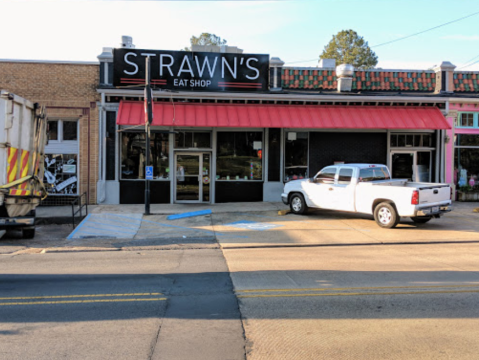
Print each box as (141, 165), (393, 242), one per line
(1, 0), (479, 71)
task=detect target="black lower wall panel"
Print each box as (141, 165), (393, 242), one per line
(215, 182), (263, 203)
(309, 132), (388, 176)
(120, 181), (170, 204)
(268, 128), (281, 182)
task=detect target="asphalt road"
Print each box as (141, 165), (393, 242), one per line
(0, 249), (245, 360)
(224, 242), (479, 360)
(1, 204), (479, 359)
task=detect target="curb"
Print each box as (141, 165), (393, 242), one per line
(36, 216), (86, 225)
(11, 239), (479, 255)
(221, 239), (479, 250)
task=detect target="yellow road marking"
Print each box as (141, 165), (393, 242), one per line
(0, 292), (162, 301)
(0, 298), (167, 306)
(238, 289), (479, 299)
(236, 284), (479, 293)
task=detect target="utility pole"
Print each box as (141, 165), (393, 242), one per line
(144, 56), (153, 215)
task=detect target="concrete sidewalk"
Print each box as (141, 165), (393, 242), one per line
(36, 201), (290, 221)
(36, 200), (479, 219)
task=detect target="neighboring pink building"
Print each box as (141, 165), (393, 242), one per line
(447, 103), (479, 197)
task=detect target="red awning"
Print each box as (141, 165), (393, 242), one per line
(117, 101), (450, 129)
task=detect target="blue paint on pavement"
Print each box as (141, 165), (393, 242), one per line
(167, 209), (212, 220)
(68, 213), (143, 240)
(225, 220), (283, 231)
(67, 214), (92, 239)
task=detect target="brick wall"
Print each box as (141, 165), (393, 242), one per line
(0, 61), (100, 204)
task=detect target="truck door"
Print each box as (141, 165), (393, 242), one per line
(328, 167), (355, 211)
(308, 167), (337, 208)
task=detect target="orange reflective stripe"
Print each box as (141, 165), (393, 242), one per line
(7, 147), (19, 183)
(20, 150), (30, 177)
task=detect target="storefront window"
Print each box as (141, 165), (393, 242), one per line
(175, 131), (211, 148)
(63, 121), (78, 141)
(43, 154), (78, 194)
(216, 132), (263, 180)
(284, 132), (308, 182)
(455, 134), (479, 189)
(48, 121), (58, 141)
(456, 113), (476, 128)
(47, 120), (78, 142)
(455, 134), (479, 147)
(390, 133), (433, 148)
(121, 132), (169, 180)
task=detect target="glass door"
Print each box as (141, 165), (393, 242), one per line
(176, 154), (200, 202)
(391, 152), (414, 181)
(390, 151), (432, 182)
(202, 153), (210, 202)
(416, 151), (432, 182)
(175, 153), (211, 203)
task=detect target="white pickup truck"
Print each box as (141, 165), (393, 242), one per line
(281, 164), (452, 228)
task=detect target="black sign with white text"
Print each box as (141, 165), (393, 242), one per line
(113, 48), (269, 92)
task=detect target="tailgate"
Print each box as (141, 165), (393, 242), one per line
(418, 185), (450, 205)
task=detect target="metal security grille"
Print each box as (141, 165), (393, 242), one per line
(308, 132), (388, 176)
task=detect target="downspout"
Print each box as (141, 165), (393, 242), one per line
(87, 108), (91, 203)
(440, 130), (445, 183)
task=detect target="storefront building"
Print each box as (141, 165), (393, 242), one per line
(0, 59), (99, 205)
(2, 40), (478, 206)
(96, 37), (454, 205)
(435, 67), (479, 200)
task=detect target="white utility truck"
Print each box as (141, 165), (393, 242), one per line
(282, 164), (452, 228)
(0, 91), (47, 238)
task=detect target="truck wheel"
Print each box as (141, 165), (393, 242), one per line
(374, 202), (399, 229)
(290, 193), (308, 215)
(22, 228), (35, 239)
(411, 216), (432, 224)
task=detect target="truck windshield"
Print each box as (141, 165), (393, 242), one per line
(358, 167), (390, 182)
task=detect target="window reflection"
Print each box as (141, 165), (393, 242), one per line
(285, 132), (308, 182)
(455, 135), (479, 189)
(175, 131), (211, 148)
(216, 132), (262, 180)
(121, 132), (169, 180)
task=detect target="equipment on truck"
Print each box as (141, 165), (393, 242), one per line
(0, 90), (48, 239)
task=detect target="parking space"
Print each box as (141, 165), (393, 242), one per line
(212, 206), (479, 248)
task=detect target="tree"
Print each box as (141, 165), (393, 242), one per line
(320, 30), (378, 70)
(183, 33), (227, 51)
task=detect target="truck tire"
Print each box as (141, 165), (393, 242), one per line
(290, 193), (308, 215)
(411, 216), (432, 224)
(22, 227), (35, 239)
(374, 202), (399, 229)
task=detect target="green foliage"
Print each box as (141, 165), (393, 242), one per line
(459, 185), (473, 192)
(183, 33), (228, 51)
(320, 30), (378, 70)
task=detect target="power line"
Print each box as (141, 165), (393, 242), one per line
(458, 58), (479, 70)
(458, 53), (479, 70)
(284, 9), (479, 65)
(371, 9), (479, 48)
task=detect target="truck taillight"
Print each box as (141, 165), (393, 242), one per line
(411, 190), (419, 205)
